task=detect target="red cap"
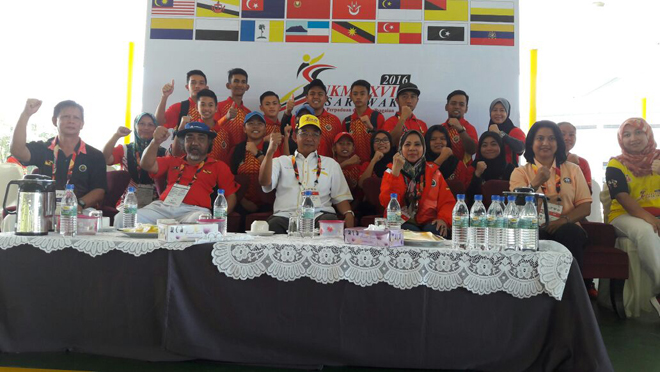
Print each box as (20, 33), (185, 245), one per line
(333, 132), (354, 145)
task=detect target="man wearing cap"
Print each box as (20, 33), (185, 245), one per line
(230, 111), (287, 215)
(382, 83), (428, 146)
(288, 79), (342, 157)
(441, 90), (477, 163)
(115, 122), (239, 227)
(259, 114), (354, 234)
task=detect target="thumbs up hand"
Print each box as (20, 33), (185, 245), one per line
(226, 102), (238, 121)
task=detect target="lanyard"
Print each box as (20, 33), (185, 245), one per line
(292, 154), (321, 187)
(532, 163), (562, 196)
(52, 140), (79, 185)
(174, 157), (207, 187)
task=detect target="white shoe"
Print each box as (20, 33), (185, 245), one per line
(650, 296), (660, 317)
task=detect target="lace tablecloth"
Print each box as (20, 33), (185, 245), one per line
(212, 237), (573, 300)
(0, 232), (251, 257)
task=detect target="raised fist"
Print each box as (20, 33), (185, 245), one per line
(347, 154), (361, 166)
(162, 80), (174, 97)
(392, 152), (406, 174)
(532, 166), (551, 188)
(285, 96), (295, 115)
(475, 161), (488, 177)
(116, 126), (132, 137)
(372, 151), (384, 162)
(488, 124), (500, 133)
(400, 106), (412, 121)
(441, 146), (453, 158)
(360, 115), (373, 130)
(226, 103), (238, 121)
(178, 115), (192, 130)
(448, 118), (463, 131)
(268, 132), (283, 154)
(153, 126), (170, 144)
(23, 98), (42, 116)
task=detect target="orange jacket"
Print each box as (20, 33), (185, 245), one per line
(380, 162), (456, 226)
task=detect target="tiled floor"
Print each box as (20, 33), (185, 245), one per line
(1, 303), (659, 372)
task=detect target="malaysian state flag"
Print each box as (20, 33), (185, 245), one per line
(152, 0), (196, 16)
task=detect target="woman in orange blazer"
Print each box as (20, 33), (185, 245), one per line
(380, 130), (456, 237)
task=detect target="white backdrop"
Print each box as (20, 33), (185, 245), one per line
(142, 1), (519, 136)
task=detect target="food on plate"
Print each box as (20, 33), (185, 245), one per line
(123, 224), (158, 234)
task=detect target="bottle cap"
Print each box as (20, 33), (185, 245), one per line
(474, 194), (483, 201)
(507, 195), (516, 202)
(305, 190), (312, 196)
(456, 194), (465, 200)
(491, 196), (498, 202)
(390, 193), (397, 198)
(128, 186), (135, 192)
(66, 184), (74, 190)
(525, 196), (534, 202)
(218, 189), (225, 195)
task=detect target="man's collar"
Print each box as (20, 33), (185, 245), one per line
(49, 136), (86, 154)
(294, 150), (318, 160)
(351, 107), (372, 120)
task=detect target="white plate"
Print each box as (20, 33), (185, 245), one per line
(404, 240), (447, 248)
(246, 230), (276, 236)
(119, 230), (159, 239)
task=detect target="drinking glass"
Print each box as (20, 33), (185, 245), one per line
(288, 214), (299, 237)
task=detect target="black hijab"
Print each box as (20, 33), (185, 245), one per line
(474, 131), (510, 181)
(370, 130), (396, 178)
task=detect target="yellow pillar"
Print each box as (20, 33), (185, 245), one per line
(642, 98), (647, 120)
(124, 42), (135, 144)
(529, 49), (538, 129)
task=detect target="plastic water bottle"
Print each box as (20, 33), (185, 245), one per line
(60, 184), (77, 237)
(451, 194), (470, 249)
(122, 186), (138, 229)
(519, 196), (539, 251)
(386, 193), (402, 229)
(486, 196), (505, 251)
(503, 195), (520, 251)
(300, 190), (315, 238)
(213, 189), (228, 236)
(469, 195), (488, 250)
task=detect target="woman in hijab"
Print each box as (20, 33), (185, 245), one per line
(605, 118), (660, 315)
(103, 112), (166, 207)
(425, 125), (473, 188)
(379, 130), (456, 236)
(358, 130), (397, 187)
(467, 131), (516, 202)
(487, 98), (525, 165)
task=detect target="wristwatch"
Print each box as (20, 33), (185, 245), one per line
(255, 150), (264, 158)
(457, 127), (466, 134)
(499, 131), (506, 137)
(78, 199), (86, 209)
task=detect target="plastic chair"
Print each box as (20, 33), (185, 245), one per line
(481, 180), (511, 209)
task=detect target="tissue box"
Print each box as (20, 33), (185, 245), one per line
(344, 227), (404, 247)
(158, 223), (218, 242)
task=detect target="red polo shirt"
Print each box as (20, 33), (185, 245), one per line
(164, 97), (202, 129)
(213, 97), (251, 148)
(344, 107), (385, 163)
(151, 156), (239, 209)
(441, 118), (478, 164)
(382, 113), (428, 136)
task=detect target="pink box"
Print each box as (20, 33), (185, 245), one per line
(344, 227), (404, 247)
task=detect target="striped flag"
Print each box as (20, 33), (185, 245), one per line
(424, 0), (467, 21)
(150, 18), (194, 40)
(196, 0), (240, 18)
(470, 23), (514, 46)
(285, 21), (330, 43)
(377, 22), (421, 44)
(378, 0), (423, 20)
(425, 23), (466, 44)
(332, 21), (375, 43)
(470, 1), (514, 23)
(151, 0), (195, 16)
(195, 19), (240, 41)
(240, 20), (284, 42)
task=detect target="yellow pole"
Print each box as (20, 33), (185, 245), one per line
(124, 42), (135, 145)
(642, 97), (647, 120)
(529, 49), (538, 129)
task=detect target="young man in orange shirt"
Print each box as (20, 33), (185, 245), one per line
(382, 82), (428, 146)
(213, 68), (252, 150)
(155, 70), (207, 129)
(441, 90), (478, 164)
(343, 80), (385, 163)
(259, 91), (284, 136)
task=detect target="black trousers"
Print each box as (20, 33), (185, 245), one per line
(540, 222), (588, 269)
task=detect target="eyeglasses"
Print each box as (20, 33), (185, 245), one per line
(298, 131), (321, 139)
(373, 138), (389, 144)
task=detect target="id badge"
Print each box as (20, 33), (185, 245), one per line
(301, 188), (322, 208)
(547, 203), (563, 222)
(163, 184), (190, 208)
(136, 184), (155, 208)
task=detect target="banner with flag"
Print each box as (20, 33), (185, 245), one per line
(333, 0), (377, 20)
(470, 23), (514, 46)
(241, 0), (285, 19)
(150, 18), (194, 39)
(195, 19), (240, 41)
(377, 22), (421, 44)
(287, 0), (331, 19)
(425, 23), (466, 44)
(285, 21), (330, 42)
(240, 20), (284, 42)
(196, 0), (240, 18)
(151, 0), (195, 17)
(378, 0), (423, 20)
(470, 1), (514, 23)
(331, 21), (375, 43)
(424, 0), (467, 21)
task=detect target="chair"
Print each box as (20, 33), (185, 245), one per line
(227, 175), (250, 233)
(446, 179), (465, 198)
(481, 180), (511, 209)
(101, 171), (131, 224)
(359, 176), (383, 227)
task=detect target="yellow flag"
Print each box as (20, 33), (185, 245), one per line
(425, 0), (468, 21)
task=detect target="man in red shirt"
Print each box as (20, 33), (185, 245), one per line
(382, 82), (428, 146)
(213, 68), (252, 150)
(114, 121), (239, 227)
(441, 90), (478, 164)
(259, 91), (284, 136)
(288, 79), (342, 157)
(343, 80), (385, 163)
(155, 70), (208, 129)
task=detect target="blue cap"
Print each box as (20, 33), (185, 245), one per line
(66, 184), (74, 190)
(295, 104), (315, 117)
(390, 193), (397, 198)
(176, 121), (217, 139)
(457, 194), (465, 200)
(128, 186), (135, 192)
(218, 189), (225, 195)
(244, 111), (265, 124)
(305, 190), (312, 196)
(525, 196), (534, 202)
(507, 195), (516, 202)
(475, 194), (483, 201)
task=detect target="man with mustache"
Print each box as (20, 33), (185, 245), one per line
(259, 114), (354, 234)
(114, 121), (239, 227)
(440, 90), (478, 164)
